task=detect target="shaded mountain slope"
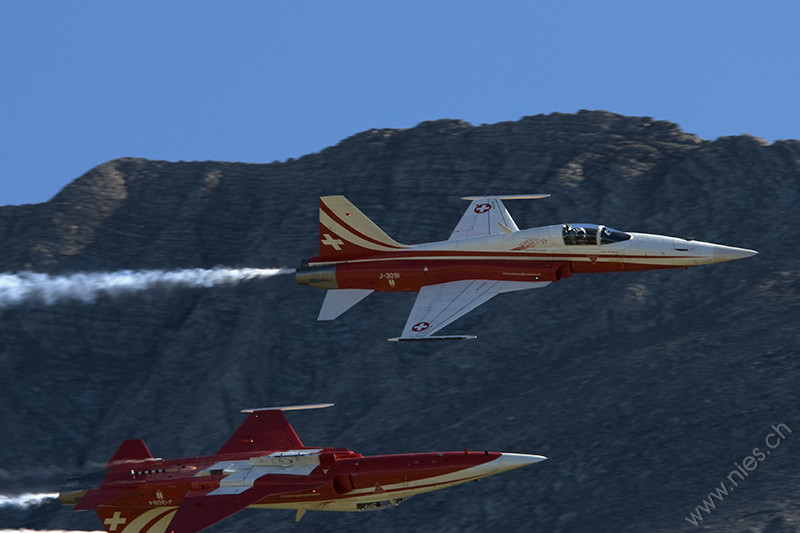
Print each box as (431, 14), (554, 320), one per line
(1, 110), (798, 531)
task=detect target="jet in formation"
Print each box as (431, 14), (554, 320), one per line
(60, 404), (545, 532)
(296, 195), (757, 340)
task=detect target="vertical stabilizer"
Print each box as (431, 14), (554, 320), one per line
(317, 196), (408, 260)
(107, 439), (153, 467)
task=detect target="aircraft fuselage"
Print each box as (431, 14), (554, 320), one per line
(62, 405), (546, 530)
(297, 223), (756, 292)
(298, 195), (757, 339)
(63, 448), (542, 525)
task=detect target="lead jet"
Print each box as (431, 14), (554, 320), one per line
(60, 404), (545, 532)
(296, 195), (757, 340)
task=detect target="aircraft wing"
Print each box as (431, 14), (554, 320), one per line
(390, 279), (551, 340)
(217, 405), (332, 455)
(449, 195), (549, 240)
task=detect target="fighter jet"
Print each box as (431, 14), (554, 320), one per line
(60, 404), (545, 532)
(296, 195), (757, 340)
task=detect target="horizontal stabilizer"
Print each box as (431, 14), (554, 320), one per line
(388, 335), (477, 342)
(318, 289), (373, 320)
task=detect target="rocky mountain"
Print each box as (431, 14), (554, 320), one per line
(1, 110), (798, 532)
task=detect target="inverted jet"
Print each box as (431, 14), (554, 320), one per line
(296, 195), (757, 340)
(60, 404), (545, 532)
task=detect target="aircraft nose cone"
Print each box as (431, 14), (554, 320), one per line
(497, 452), (548, 472)
(712, 244), (758, 262)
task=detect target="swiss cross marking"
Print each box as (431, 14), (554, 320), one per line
(474, 203), (492, 214)
(104, 511), (127, 531)
(411, 322), (430, 332)
(321, 233), (344, 251)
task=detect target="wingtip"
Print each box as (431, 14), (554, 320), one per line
(387, 335), (478, 342)
(241, 403), (334, 413)
(461, 194), (550, 201)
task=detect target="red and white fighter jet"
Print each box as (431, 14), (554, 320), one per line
(60, 404), (545, 532)
(296, 195), (757, 340)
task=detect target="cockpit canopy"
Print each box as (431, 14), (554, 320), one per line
(562, 224), (631, 246)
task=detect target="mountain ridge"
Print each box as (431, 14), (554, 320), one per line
(1, 110), (798, 531)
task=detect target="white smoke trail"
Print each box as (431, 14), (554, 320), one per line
(0, 494), (104, 533)
(0, 267), (294, 309)
(0, 493), (58, 508)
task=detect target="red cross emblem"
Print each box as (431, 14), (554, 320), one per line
(474, 203), (492, 213)
(411, 322), (430, 332)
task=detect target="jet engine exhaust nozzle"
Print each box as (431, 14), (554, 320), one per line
(58, 490), (87, 505)
(295, 263), (338, 289)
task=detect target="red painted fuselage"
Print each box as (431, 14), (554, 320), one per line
(297, 195), (757, 339)
(61, 405), (545, 532)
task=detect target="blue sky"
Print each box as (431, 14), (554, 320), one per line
(2, 1), (798, 206)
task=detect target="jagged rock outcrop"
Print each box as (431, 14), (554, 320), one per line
(1, 111), (798, 531)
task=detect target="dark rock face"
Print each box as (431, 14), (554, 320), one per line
(0, 110), (798, 531)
